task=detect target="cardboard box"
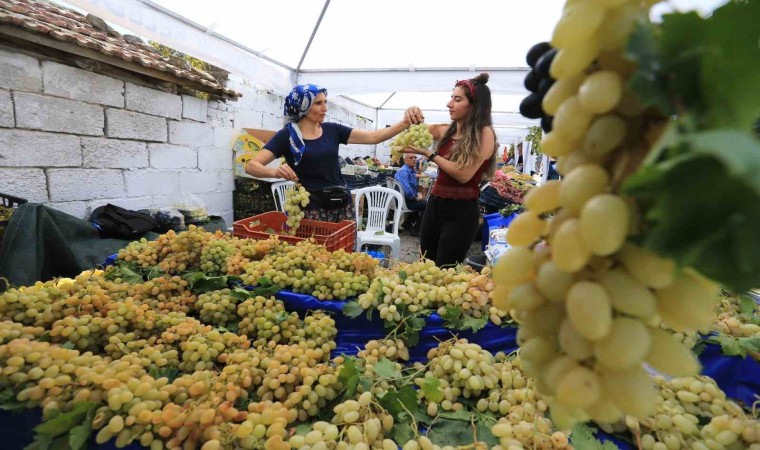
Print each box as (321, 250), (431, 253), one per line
(233, 128), (282, 180)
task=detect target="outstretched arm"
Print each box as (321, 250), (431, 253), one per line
(347, 106), (426, 145)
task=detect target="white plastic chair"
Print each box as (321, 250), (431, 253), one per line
(271, 180), (295, 212)
(386, 178), (413, 218)
(353, 186), (402, 259)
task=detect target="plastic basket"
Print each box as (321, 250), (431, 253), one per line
(479, 185), (514, 212)
(233, 211), (356, 252)
(0, 192), (27, 208)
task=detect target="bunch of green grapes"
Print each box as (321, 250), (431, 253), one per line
(236, 296), (301, 347)
(178, 329), (250, 373)
(200, 237), (237, 275)
(357, 338), (410, 365)
(128, 275), (197, 314)
(253, 342), (341, 421)
(49, 314), (107, 352)
(291, 391), (396, 449)
(297, 311), (337, 352)
(195, 289), (240, 328)
(0, 281), (67, 327)
(491, 0), (722, 427)
(157, 226), (218, 273)
(389, 123), (433, 163)
(421, 339), (499, 412)
(234, 401), (296, 450)
(615, 375), (757, 450)
(0, 320), (45, 344)
(284, 184), (310, 234)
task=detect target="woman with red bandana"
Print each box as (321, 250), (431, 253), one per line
(404, 73), (497, 267)
(245, 84), (422, 223)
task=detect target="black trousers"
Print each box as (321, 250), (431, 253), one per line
(420, 196), (480, 267)
(402, 197), (427, 230)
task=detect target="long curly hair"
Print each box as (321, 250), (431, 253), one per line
(436, 72), (497, 179)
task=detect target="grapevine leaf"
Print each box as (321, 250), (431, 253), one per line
(398, 271), (407, 282)
(68, 404), (97, 450)
(230, 287), (254, 302)
(623, 127), (760, 292)
(476, 420), (500, 448)
(709, 335), (760, 359)
(110, 264), (144, 284)
(438, 410), (472, 422)
(739, 294), (758, 316)
(427, 417), (476, 446)
(338, 356), (361, 398)
(192, 276), (229, 293)
(459, 315), (489, 333)
(374, 358), (400, 379)
(570, 423), (621, 450)
(392, 423), (415, 446)
(421, 376), (444, 403)
(294, 422), (313, 436)
(342, 301), (365, 319)
(145, 265), (165, 280)
(24, 433), (53, 450)
(34, 401), (96, 437)
(626, 19), (676, 115)
(61, 341), (75, 350)
(181, 271), (206, 287)
(378, 386), (419, 424)
(692, 338), (707, 356)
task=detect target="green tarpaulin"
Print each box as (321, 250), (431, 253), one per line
(0, 204), (225, 287)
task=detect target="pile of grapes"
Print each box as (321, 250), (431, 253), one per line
(389, 124), (433, 163)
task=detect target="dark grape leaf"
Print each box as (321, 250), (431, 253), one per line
(337, 356), (361, 398)
(476, 420), (500, 448)
(708, 335), (760, 359)
(427, 417), (475, 447)
(68, 405), (96, 450)
(623, 127), (760, 291)
(192, 275), (229, 293)
(438, 410), (472, 421)
(378, 386), (419, 424)
(739, 294), (758, 316)
(460, 315), (488, 333)
(392, 422), (415, 446)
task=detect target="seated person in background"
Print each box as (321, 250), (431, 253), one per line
(394, 153), (427, 233)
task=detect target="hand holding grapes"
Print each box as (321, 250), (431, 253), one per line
(273, 163), (299, 182)
(403, 106), (425, 125)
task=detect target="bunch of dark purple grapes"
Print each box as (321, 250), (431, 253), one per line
(519, 42), (556, 133)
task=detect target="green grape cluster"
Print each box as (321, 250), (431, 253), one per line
(389, 123), (433, 163)
(195, 289), (240, 328)
(236, 296), (301, 347)
(49, 314), (106, 351)
(178, 329), (250, 373)
(284, 184), (310, 234)
(298, 311), (337, 352)
(200, 238), (236, 275)
(0, 320), (45, 344)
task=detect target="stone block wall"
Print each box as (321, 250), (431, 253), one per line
(0, 46), (377, 226)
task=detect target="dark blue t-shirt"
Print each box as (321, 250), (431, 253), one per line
(264, 122), (352, 191)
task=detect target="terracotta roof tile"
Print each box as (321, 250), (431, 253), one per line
(0, 0), (240, 99)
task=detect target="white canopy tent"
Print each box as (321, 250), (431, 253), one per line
(63, 0), (729, 144)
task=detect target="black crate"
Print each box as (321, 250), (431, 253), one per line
(0, 193), (27, 208)
(233, 189), (275, 222)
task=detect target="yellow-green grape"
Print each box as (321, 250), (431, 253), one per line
(551, 2), (605, 49)
(593, 317), (651, 370)
(284, 184), (310, 234)
(558, 164), (610, 216)
(596, 269), (656, 318)
(656, 271), (720, 333)
(542, 73), (585, 116)
(579, 194), (629, 255)
(565, 281), (612, 341)
(646, 328), (701, 376)
(507, 211), (545, 246)
(577, 70), (624, 114)
(582, 114), (627, 158)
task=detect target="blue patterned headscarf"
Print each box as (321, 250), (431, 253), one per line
(283, 84), (328, 166)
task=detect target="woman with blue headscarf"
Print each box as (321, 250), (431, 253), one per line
(246, 84), (422, 223)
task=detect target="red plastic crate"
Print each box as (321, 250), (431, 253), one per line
(233, 211), (356, 252)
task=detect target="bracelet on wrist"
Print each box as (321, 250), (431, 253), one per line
(428, 151), (438, 161)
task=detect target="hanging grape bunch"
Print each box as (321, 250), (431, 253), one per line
(520, 41), (556, 133)
(493, 0), (729, 428)
(284, 184), (309, 234)
(389, 123), (433, 163)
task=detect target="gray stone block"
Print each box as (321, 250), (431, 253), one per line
(148, 143), (198, 169)
(42, 61), (124, 107)
(47, 168), (125, 201)
(233, 109), (262, 128)
(182, 95), (208, 122)
(218, 169), (234, 191)
(168, 121), (213, 146)
(14, 92), (104, 136)
(106, 109), (167, 142)
(179, 170), (219, 193)
(124, 170), (180, 197)
(213, 127), (239, 149)
(195, 191), (233, 216)
(0, 129), (81, 167)
(198, 145), (233, 171)
(82, 137), (149, 168)
(0, 49), (42, 92)
(125, 83), (182, 119)
(0, 168), (47, 202)
(47, 201), (88, 219)
(0, 89), (13, 127)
